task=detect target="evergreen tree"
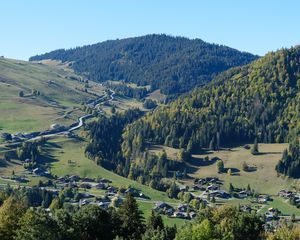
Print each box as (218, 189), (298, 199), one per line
(118, 194), (145, 240)
(216, 160), (224, 173)
(15, 209), (60, 240)
(147, 211), (164, 230)
(251, 138), (259, 155)
(73, 205), (114, 240)
(0, 197), (27, 240)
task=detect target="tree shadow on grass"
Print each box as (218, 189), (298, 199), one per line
(255, 151), (282, 155)
(0, 160), (8, 168)
(39, 141), (62, 165)
(224, 167), (240, 176)
(187, 156), (220, 167)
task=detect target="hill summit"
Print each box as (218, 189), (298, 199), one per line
(30, 34), (258, 95)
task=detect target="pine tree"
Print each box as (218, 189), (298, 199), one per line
(146, 211), (164, 230)
(229, 183), (234, 193)
(251, 138), (259, 155)
(118, 194), (145, 240)
(216, 160), (224, 173)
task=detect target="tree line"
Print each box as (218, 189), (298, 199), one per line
(0, 186), (299, 239)
(276, 134), (300, 178)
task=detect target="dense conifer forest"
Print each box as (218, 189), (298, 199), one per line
(29, 34), (258, 95)
(120, 47), (300, 179)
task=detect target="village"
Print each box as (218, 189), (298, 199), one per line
(2, 163), (299, 227)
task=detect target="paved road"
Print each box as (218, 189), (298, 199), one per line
(1, 84), (114, 147)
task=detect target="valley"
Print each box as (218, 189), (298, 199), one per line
(0, 29), (299, 239)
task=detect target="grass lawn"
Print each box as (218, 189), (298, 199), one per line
(149, 143), (299, 196)
(0, 58), (102, 133)
(146, 89), (166, 103)
(43, 136), (179, 203)
(260, 197), (300, 216)
(109, 95), (145, 112)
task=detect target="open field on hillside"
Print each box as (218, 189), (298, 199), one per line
(41, 136), (178, 203)
(0, 58), (104, 133)
(101, 95), (145, 114)
(260, 197), (300, 216)
(146, 89), (167, 103)
(149, 143), (300, 195)
(0, 135), (185, 225)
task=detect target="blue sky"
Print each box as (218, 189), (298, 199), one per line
(1, 0), (299, 60)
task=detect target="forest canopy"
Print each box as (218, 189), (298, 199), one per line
(30, 34), (258, 95)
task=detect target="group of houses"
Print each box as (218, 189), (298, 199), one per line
(1, 132), (39, 142)
(153, 201), (198, 220)
(278, 189), (299, 199)
(192, 177), (231, 199)
(55, 175), (148, 200)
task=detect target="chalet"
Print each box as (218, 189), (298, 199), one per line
(50, 123), (64, 131)
(238, 191), (248, 199)
(81, 193), (93, 198)
(83, 177), (95, 182)
(173, 212), (189, 219)
(79, 183), (92, 189)
(153, 202), (174, 214)
(98, 201), (110, 209)
(69, 175), (80, 182)
(165, 208), (174, 216)
(210, 190), (230, 199)
(265, 211), (275, 222)
(0, 132), (12, 140)
(177, 204), (188, 212)
(95, 183), (107, 190)
(206, 185), (218, 191)
(179, 185), (188, 192)
(80, 199), (91, 206)
(194, 178), (207, 185)
(33, 168), (49, 176)
(278, 190), (295, 198)
(139, 192), (148, 199)
(11, 133), (25, 142)
(111, 196), (123, 207)
(192, 184), (205, 191)
(125, 187), (137, 195)
(189, 211), (197, 219)
(100, 178), (112, 183)
(107, 186), (117, 193)
(240, 205), (253, 212)
(57, 177), (66, 183)
(257, 195), (269, 204)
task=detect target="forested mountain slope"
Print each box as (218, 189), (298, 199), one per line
(29, 34), (258, 95)
(121, 47), (300, 177)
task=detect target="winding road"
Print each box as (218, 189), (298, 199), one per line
(1, 85), (115, 147)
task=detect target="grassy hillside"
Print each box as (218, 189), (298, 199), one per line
(29, 34), (258, 95)
(0, 58), (104, 133)
(41, 136), (178, 203)
(150, 143), (300, 195)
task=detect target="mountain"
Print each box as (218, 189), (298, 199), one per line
(120, 46), (300, 178)
(29, 34), (258, 95)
